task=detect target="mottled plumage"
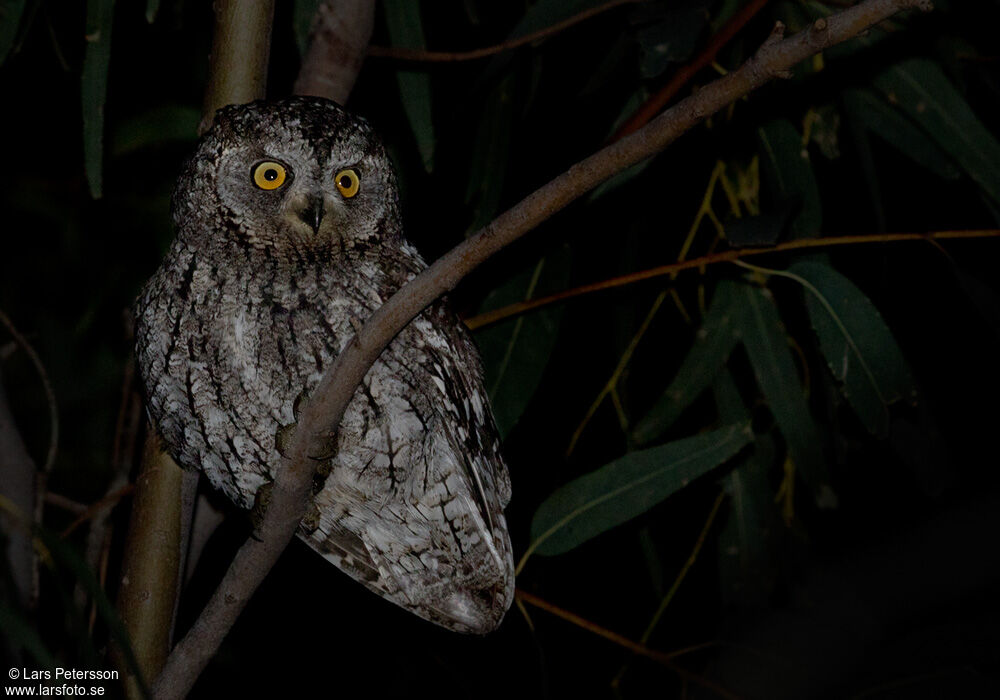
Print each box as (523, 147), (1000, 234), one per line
(134, 97), (513, 633)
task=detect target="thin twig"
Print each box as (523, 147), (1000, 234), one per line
(152, 2), (935, 696)
(0, 307), (59, 474)
(61, 483), (136, 538)
(612, 0), (773, 141)
(517, 589), (740, 699)
(0, 307), (59, 609)
(127, 4), (276, 697)
(613, 491), (727, 688)
(464, 228), (997, 330)
(367, 0), (641, 62)
(44, 492), (87, 515)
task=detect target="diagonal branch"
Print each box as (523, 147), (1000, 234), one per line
(152, 1), (934, 697)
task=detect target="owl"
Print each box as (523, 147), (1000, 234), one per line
(134, 96), (514, 634)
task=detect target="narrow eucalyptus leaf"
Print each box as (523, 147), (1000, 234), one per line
(843, 88), (960, 181)
(35, 527), (147, 695)
(465, 75), (515, 231)
(757, 120), (822, 239)
(111, 104), (200, 155)
(874, 58), (1000, 206)
(529, 423), (753, 556)
(737, 283), (834, 507)
(0, 604), (57, 668)
(82, 0), (115, 199)
(475, 246), (571, 437)
(293, 0), (323, 56)
(632, 280), (743, 444)
(0, 0), (27, 64)
(789, 260), (916, 437)
(383, 0), (434, 171)
(717, 402), (776, 608)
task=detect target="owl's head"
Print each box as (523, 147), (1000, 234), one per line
(174, 97), (400, 258)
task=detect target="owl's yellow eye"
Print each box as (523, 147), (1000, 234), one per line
(252, 161), (287, 190)
(335, 169), (360, 198)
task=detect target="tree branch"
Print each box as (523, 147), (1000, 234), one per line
(0, 307), (58, 611)
(463, 228), (1000, 330)
(152, 1), (933, 696)
(293, 0), (374, 104)
(199, 0), (276, 133)
(119, 2), (276, 697)
(366, 0), (641, 63)
(516, 589), (737, 699)
(612, 0), (773, 141)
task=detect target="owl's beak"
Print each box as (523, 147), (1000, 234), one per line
(297, 196), (325, 235)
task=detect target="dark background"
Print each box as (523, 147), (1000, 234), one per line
(2, 1), (1000, 698)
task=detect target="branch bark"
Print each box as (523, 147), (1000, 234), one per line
(115, 434), (184, 699)
(119, 2), (276, 696)
(152, 0), (933, 696)
(293, 0), (375, 104)
(199, 0), (277, 133)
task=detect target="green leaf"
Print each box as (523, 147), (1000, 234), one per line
(788, 260), (916, 437)
(843, 90), (886, 230)
(465, 74), (515, 231)
(737, 283), (834, 507)
(384, 0), (434, 171)
(632, 280), (743, 444)
(82, 0), (115, 199)
(508, 0), (603, 39)
(529, 423), (753, 556)
(873, 58), (1000, 206)
(715, 375), (776, 606)
(145, 0), (159, 23)
(757, 120), (822, 238)
(111, 104), (200, 155)
(0, 604), (58, 667)
(293, 0), (323, 56)
(475, 246), (571, 437)
(843, 88), (960, 181)
(0, 0), (26, 64)
(724, 207), (791, 248)
(36, 526), (148, 695)
(636, 3), (706, 79)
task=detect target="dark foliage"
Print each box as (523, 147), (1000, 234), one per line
(2, 1), (1000, 698)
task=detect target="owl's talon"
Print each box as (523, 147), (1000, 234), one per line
(274, 423), (296, 457)
(292, 389), (309, 420)
(301, 502), (322, 534)
(312, 459), (333, 494)
(305, 430), (338, 461)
